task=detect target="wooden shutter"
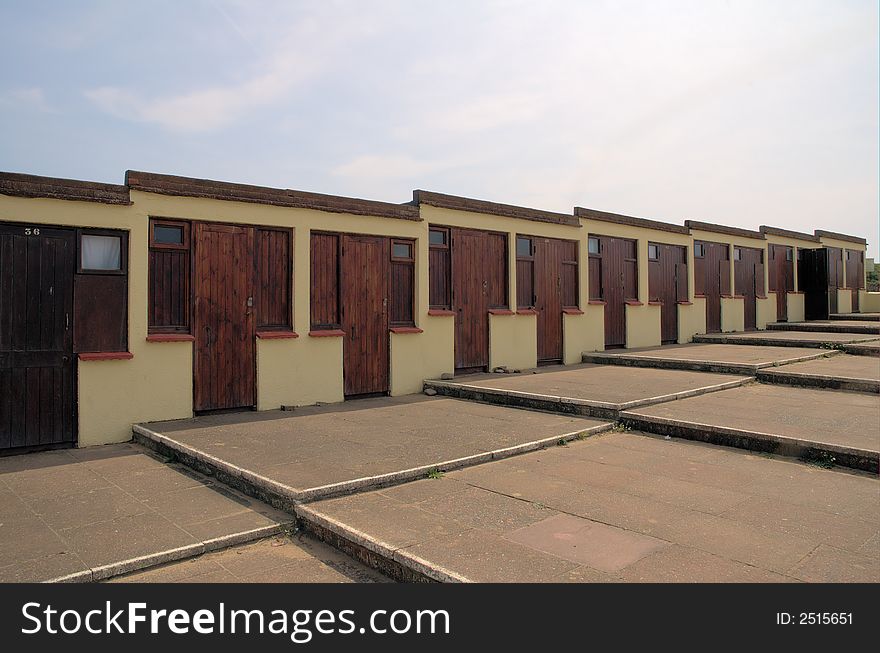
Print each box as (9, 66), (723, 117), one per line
(428, 227), (451, 309)
(310, 233), (340, 329)
(391, 239), (415, 326)
(486, 232), (508, 308)
(256, 228), (291, 329)
(588, 256), (602, 300)
(148, 219), (190, 334)
(561, 241), (578, 308)
(516, 236), (534, 309)
(675, 262), (688, 302)
(754, 262), (765, 295)
(719, 258), (731, 295)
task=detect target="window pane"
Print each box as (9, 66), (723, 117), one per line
(516, 237), (531, 258)
(648, 244), (659, 260)
(82, 235), (121, 270)
(734, 248), (742, 261)
(429, 229), (446, 246)
(154, 225), (183, 245)
(588, 238), (600, 255)
(393, 242), (412, 259)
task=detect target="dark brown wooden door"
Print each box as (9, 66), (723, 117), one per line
(734, 247), (763, 331)
(341, 235), (389, 397)
(451, 228), (506, 371)
(694, 241), (728, 334)
(535, 238), (564, 363)
(193, 223), (255, 412)
(826, 247), (843, 314)
(768, 244), (793, 321)
(648, 243), (686, 343)
(801, 248), (830, 319)
(1, 224), (76, 451)
(846, 249), (863, 312)
(593, 236), (636, 348)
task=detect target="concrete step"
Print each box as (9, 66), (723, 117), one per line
(842, 342), (880, 357)
(693, 332), (880, 349)
(581, 349), (833, 375)
(830, 312), (880, 322)
(767, 321), (880, 335)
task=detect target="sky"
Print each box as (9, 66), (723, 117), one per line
(1, 0), (877, 256)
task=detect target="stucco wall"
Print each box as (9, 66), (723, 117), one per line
(625, 303), (661, 348)
(836, 288), (853, 314)
(678, 298), (706, 343)
(862, 291), (880, 312)
(488, 313), (537, 371)
(786, 292), (805, 322)
(564, 311), (604, 362)
(756, 295), (775, 329)
(720, 296), (745, 332)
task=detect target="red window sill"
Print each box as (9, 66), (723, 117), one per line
(677, 301), (694, 305)
(756, 295), (768, 300)
(390, 326), (424, 334)
(693, 294), (706, 298)
(562, 308), (584, 315)
(515, 309), (538, 315)
(428, 309), (455, 316)
(78, 352), (133, 361)
(648, 301), (663, 306)
(588, 300), (606, 305)
(309, 329), (345, 337)
(625, 301), (643, 306)
(489, 309), (515, 315)
(257, 330), (299, 339)
(147, 333), (194, 342)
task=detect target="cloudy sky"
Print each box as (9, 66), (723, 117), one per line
(1, 0), (877, 255)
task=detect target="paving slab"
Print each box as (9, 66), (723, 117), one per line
(424, 364), (752, 418)
(110, 533), (389, 583)
(693, 330), (880, 348)
(303, 431), (879, 582)
(134, 395), (611, 505)
(621, 383), (880, 472)
(582, 343), (835, 374)
(0, 444), (293, 582)
(757, 354), (880, 393)
(831, 312), (880, 322)
(767, 320), (880, 335)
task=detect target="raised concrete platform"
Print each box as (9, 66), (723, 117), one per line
(756, 355), (880, 394)
(303, 432), (879, 582)
(110, 532), (389, 583)
(767, 320), (880, 335)
(424, 364), (752, 418)
(843, 341), (880, 357)
(0, 444), (292, 582)
(694, 330), (880, 349)
(831, 313), (880, 322)
(620, 384), (880, 472)
(582, 343), (835, 375)
(133, 395), (611, 506)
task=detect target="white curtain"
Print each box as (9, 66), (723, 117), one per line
(82, 235), (121, 271)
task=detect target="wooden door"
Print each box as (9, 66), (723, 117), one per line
(769, 244), (793, 321)
(694, 241), (728, 334)
(649, 243), (686, 343)
(535, 238), (563, 363)
(340, 235), (389, 397)
(847, 250), (863, 312)
(826, 247), (842, 314)
(594, 236), (636, 348)
(452, 228), (505, 372)
(193, 223), (255, 412)
(0, 224), (76, 451)
(735, 247), (763, 331)
(801, 248), (829, 319)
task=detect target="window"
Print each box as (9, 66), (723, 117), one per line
(391, 239), (415, 326)
(429, 229), (447, 247)
(561, 240), (579, 309)
(734, 247), (742, 261)
(392, 241), (413, 260)
(256, 228), (292, 330)
(648, 244), (660, 261)
(516, 236), (534, 309)
(429, 226), (451, 310)
(74, 229), (129, 352)
(694, 242), (705, 258)
(80, 234), (122, 272)
(148, 219), (191, 334)
(797, 248), (805, 261)
(785, 248), (793, 262)
(588, 237), (600, 255)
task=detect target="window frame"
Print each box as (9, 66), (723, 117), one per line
(391, 239), (415, 262)
(648, 243), (660, 261)
(588, 237), (600, 255)
(256, 226), (294, 332)
(428, 228), (449, 249)
(77, 228), (128, 276)
(390, 238), (416, 327)
(733, 247), (742, 261)
(694, 242), (705, 258)
(149, 218), (190, 251)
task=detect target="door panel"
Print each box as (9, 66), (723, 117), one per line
(535, 238), (564, 362)
(595, 236), (637, 348)
(769, 244), (793, 321)
(193, 223), (255, 412)
(0, 224), (76, 451)
(801, 248), (829, 320)
(696, 241), (728, 334)
(734, 247), (762, 331)
(648, 243), (686, 343)
(341, 235), (389, 396)
(452, 228), (503, 371)
(826, 247), (842, 314)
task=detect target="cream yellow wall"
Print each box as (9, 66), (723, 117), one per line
(390, 318), (454, 394)
(0, 195), (192, 446)
(256, 336), (343, 410)
(678, 297), (706, 343)
(625, 303), (661, 348)
(786, 293), (805, 322)
(488, 313), (537, 370)
(563, 312), (604, 362)
(720, 296), (745, 332)
(756, 295), (775, 329)
(836, 288), (853, 314)
(862, 291), (880, 312)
